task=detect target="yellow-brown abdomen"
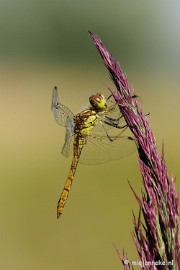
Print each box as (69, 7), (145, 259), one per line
(57, 178), (73, 218)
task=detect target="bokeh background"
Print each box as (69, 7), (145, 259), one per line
(0, 1), (180, 269)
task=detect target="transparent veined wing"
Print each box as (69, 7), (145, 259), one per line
(61, 129), (74, 158)
(51, 86), (75, 158)
(79, 132), (136, 165)
(51, 86), (74, 128)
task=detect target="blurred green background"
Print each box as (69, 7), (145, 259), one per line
(0, 1), (180, 269)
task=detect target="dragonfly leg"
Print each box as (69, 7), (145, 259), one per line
(104, 119), (128, 129)
(106, 93), (113, 101)
(100, 121), (128, 142)
(104, 110), (125, 128)
(104, 112), (150, 130)
(105, 114), (123, 122)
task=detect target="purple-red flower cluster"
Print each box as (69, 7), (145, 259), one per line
(89, 31), (180, 270)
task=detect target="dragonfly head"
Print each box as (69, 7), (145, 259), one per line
(89, 93), (107, 111)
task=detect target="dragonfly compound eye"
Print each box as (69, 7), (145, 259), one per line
(89, 94), (107, 111)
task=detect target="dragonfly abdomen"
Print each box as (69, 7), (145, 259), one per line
(57, 178), (73, 218)
(57, 139), (85, 218)
(57, 159), (78, 218)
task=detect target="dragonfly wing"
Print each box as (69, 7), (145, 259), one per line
(79, 133), (136, 165)
(51, 87), (74, 127)
(61, 129), (74, 158)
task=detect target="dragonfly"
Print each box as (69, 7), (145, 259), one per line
(51, 86), (136, 218)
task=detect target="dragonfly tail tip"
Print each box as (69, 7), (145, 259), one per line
(57, 212), (62, 219)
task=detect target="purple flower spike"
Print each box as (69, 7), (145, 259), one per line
(89, 31), (180, 270)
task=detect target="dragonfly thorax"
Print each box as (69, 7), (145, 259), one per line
(89, 93), (107, 112)
(74, 109), (98, 137)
